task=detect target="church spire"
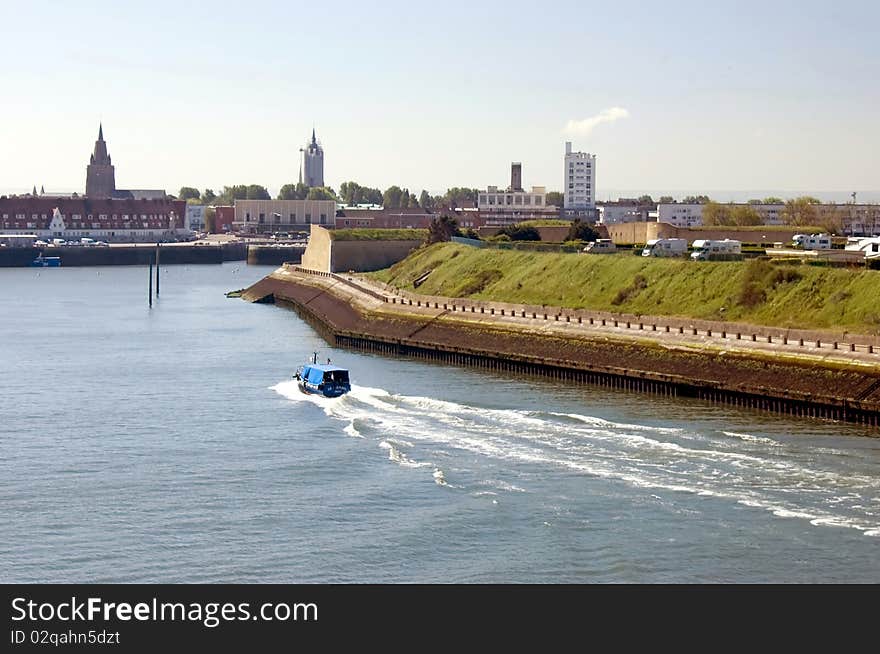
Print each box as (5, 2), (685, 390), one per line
(86, 122), (116, 197)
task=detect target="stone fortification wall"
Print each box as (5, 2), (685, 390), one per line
(300, 224), (421, 273)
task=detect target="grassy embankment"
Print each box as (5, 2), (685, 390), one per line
(329, 228), (428, 241)
(369, 243), (880, 333)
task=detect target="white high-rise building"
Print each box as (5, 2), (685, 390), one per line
(563, 142), (596, 210)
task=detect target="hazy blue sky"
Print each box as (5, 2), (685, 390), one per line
(1, 0), (878, 199)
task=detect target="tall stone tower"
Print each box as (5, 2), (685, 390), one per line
(302, 128), (324, 188)
(85, 124), (116, 198)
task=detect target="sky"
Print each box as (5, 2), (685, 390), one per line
(1, 0), (878, 201)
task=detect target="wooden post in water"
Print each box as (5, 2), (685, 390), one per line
(155, 243), (160, 297)
(148, 252), (154, 307)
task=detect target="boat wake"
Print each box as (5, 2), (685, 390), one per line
(271, 381), (880, 537)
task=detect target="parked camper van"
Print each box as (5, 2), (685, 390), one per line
(690, 239), (742, 261)
(791, 233), (831, 250)
(845, 236), (880, 259)
(642, 238), (687, 257)
(583, 239), (617, 254)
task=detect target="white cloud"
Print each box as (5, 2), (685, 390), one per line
(564, 107), (630, 136)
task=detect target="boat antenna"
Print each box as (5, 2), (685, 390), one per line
(313, 351), (317, 364)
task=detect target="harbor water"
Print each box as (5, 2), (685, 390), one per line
(1, 264), (878, 583)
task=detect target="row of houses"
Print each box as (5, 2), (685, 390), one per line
(0, 197), (189, 242)
(598, 201), (880, 235)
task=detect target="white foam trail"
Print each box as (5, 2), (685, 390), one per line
(723, 431), (780, 446)
(379, 441), (431, 469)
(479, 479), (526, 493)
(433, 469), (448, 486)
(343, 423), (362, 439)
(270, 380), (880, 536)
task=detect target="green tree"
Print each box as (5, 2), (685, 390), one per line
(204, 207), (217, 233)
(426, 215), (460, 244)
(638, 194), (655, 204)
(338, 181), (381, 205)
(383, 185), (404, 208)
(782, 197), (821, 226)
(499, 224), (541, 241)
(306, 186), (337, 201)
(545, 191), (564, 206)
(214, 185), (249, 205)
(566, 219), (599, 242)
(178, 186), (200, 201)
(730, 205), (762, 226)
(245, 184), (271, 200)
(443, 187), (478, 207)
(816, 206), (845, 234)
(658, 196), (674, 204)
(201, 188), (216, 204)
(418, 189), (433, 211)
(278, 183), (309, 200)
(682, 195), (711, 204)
(763, 197), (784, 204)
(702, 201), (734, 226)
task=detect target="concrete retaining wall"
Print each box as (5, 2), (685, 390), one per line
(328, 239), (422, 273)
(0, 243), (247, 267)
(247, 245), (304, 266)
(300, 224), (422, 273)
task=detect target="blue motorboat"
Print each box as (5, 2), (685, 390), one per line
(294, 353), (351, 398)
(31, 254), (61, 267)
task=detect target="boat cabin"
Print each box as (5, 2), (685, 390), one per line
(300, 364), (350, 386)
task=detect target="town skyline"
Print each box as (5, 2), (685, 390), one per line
(1, 1), (878, 200)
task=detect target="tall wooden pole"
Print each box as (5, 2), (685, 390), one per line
(149, 252), (153, 307)
(155, 243), (160, 296)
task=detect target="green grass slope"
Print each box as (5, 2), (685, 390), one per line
(370, 243), (880, 332)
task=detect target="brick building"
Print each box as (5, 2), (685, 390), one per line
(0, 196), (187, 242)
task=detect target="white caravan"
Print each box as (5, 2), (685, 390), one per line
(791, 233), (832, 250)
(642, 238), (688, 257)
(690, 239), (742, 261)
(583, 239), (617, 254)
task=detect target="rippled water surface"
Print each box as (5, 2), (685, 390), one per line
(1, 264), (878, 582)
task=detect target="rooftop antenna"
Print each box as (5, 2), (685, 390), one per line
(851, 191), (857, 204)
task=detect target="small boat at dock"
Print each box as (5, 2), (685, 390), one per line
(31, 254), (61, 267)
(294, 353), (351, 398)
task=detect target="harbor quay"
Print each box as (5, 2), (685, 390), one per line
(0, 241), (305, 267)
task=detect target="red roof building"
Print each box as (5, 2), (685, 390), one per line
(0, 196), (187, 242)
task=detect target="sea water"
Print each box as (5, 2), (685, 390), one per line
(1, 264), (878, 582)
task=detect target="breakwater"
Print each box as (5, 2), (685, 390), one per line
(0, 242), (247, 267)
(243, 269), (880, 430)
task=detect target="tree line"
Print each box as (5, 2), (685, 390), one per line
(173, 183), (484, 210)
